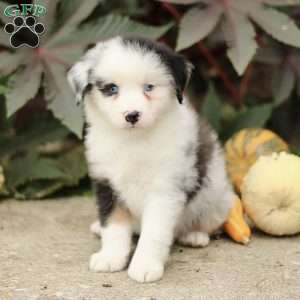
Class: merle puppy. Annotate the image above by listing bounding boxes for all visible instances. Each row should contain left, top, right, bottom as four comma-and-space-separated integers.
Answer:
68, 36, 234, 283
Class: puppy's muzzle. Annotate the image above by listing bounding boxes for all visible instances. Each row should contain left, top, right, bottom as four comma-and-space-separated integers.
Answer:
125, 111, 141, 125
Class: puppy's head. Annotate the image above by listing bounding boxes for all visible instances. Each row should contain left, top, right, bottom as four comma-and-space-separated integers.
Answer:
68, 36, 193, 129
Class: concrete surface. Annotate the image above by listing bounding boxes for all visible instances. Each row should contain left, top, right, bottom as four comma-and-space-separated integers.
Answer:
0, 198, 300, 300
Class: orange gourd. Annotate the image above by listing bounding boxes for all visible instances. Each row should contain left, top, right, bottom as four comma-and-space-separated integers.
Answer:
224, 196, 251, 244
225, 128, 288, 193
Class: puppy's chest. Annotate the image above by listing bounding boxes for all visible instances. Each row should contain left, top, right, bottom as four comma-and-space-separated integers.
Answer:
103, 150, 156, 190
86, 135, 179, 212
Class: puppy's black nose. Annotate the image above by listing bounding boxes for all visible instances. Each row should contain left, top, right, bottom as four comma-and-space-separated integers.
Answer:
125, 111, 140, 125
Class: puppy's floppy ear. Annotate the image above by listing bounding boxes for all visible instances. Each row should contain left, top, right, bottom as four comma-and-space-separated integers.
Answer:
170, 55, 194, 104
67, 60, 92, 105
67, 43, 103, 105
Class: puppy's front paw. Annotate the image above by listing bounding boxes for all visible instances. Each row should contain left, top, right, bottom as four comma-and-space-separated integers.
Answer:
128, 255, 164, 283
89, 251, 128, 273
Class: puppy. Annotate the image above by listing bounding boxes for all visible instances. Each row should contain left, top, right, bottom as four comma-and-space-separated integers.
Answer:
68, 36, 234, 283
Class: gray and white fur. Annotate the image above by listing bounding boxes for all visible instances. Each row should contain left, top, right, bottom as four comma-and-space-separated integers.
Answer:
68, 36, 234, 283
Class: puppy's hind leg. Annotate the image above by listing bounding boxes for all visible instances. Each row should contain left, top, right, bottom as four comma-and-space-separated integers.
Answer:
177, 231, 210, 248
90, 220, 102, 237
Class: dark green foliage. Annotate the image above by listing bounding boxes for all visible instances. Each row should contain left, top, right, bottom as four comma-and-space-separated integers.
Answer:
202, 84, 222, 132
0, 0, 299, 199
0, 112, 88, 199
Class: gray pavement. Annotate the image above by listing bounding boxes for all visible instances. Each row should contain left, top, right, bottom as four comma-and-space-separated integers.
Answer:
0, 198, 300, 300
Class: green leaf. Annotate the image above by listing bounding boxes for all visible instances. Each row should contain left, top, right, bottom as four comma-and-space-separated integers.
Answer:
227, 104, 273, 135
5, 152, 66, 189
0, 51, 27, 75
54, 146, 88, 186
250, 7, 300, 48
36, 0, 60, 39
0, 83, 7, 95
47, 46, 84, 66
157, 0, 205, 4
110, 19, 173, 40
5, 63, 43, 117
176, 4, 222, 51
5, 146, 87, 199
47, 0, 102, 45
0, 114, 69, 158
221, 103, 237, 123
272, 66, 296, 106
202, 84, 222, 131
232, 0, 262, 12
224, 10, 258, 75
263, 0, 300, 5
44, 62, 84, 138
49, 15, 173, 47
14, 180, 64, 199
290, 146, 300, 156
0, 30, 11, 48
59, 0, 101, 25
0, 0, 10, 24
297, 79, 300, 98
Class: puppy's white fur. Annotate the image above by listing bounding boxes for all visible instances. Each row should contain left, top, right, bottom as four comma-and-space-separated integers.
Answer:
68, 37, 234, 283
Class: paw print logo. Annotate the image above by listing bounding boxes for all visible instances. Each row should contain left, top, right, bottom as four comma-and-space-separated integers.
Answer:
4, 16, 45, 48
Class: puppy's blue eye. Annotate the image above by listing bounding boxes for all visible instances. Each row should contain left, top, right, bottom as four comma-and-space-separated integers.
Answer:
100, 83, 119, 96
109, 84, 119, 94
144, 84, 154, 92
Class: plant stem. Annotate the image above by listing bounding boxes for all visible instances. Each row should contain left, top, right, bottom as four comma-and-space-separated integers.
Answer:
161, 2, 242, 107
239, 63, 253, 99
